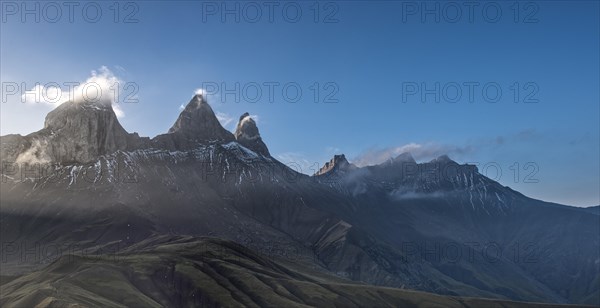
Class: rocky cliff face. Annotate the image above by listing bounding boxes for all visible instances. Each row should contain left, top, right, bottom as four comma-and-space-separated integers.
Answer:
1, 91, 598, 306
168, 94, 234, 142
152, 94, 235, 151
314, 154, 355, 176
0, 94, 246, 163
1, 100, 143, 164
234, 113, 270, 156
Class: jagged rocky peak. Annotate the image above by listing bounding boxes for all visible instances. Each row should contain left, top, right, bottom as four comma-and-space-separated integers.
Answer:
44, 97, 115, 130
315, 154, 356, 176
8, 99, 140, 164
167, 94, 234, 142
152, 94, 235, 150
234, 112, 270, 156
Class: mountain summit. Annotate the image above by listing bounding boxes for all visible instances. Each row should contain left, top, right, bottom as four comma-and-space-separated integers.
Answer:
1, 94, 241, 163
2, 99, 142, 164
150, 94, 235, 150
167, 94, 234, 142
314, 154, 355, 176
234, 112, 270, 156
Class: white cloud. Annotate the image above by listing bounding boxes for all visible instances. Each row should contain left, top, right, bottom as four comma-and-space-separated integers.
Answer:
70, 66, 121, 107
20, 66, 127, 118
352, 142, 473, 167
113, 103, 125, 118
351, 131, 542, 167
194, 88, 206, 96
15, 139, 50, 165
193, 87, 221, 105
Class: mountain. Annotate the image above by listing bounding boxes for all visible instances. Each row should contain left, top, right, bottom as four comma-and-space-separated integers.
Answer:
234, 113, 270, 156
580, 205, 600, 215
1, 94, 598, 307
314, 154, 356, 176
315, 153, 600, 305
0, 236, 586, 308
153, 94, 234, 150
1, 98, 145, 164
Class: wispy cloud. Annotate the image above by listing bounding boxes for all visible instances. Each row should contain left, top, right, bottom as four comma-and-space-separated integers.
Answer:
389, 189, 446, 200
351, 130, 541, 167
20, 66, 127, 118
352, 142, 473, 167
193, 87, 221, 104
491, 128, 540, 146
194, 88, 206, 96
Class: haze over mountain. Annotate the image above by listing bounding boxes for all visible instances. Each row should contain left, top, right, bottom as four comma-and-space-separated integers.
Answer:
1, 94, 598, 307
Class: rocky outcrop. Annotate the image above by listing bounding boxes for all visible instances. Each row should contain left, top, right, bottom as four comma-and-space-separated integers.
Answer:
315, 154, 355, 176
0, 94, 239, 164
234, 112, 269, 156
152, 94, 234, 150
168, 94, 233, 141
0, 134, 30, 163
1, 100, 143, 164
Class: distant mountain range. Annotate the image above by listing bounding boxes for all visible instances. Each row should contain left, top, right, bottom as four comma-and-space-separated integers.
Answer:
1, 95, 598, 307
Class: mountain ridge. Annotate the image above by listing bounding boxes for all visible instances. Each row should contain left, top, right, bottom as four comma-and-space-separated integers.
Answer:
1, 93, 598, 306
0, 94, 270, 164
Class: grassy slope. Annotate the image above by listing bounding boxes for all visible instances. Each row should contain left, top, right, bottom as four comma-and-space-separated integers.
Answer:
0, 236, 592, 308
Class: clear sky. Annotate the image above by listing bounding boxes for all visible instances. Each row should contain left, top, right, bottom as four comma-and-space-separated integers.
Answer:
1, 1, 598, 206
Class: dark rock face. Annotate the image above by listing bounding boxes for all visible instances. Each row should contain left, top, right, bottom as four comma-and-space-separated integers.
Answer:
42, 100, 133, 163
0, 94, 238, 163
1, 91, 599, 307
168, 94, 234, 142
152, 95, 235, 151
0, 100, 141, 164
314, 154, 356, 176
234, 112, 269, 156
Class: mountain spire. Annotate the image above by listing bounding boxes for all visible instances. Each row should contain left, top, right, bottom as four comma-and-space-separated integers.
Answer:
152, 94, 235, 150
234, 112, 270, 156
168, 94, 233, 140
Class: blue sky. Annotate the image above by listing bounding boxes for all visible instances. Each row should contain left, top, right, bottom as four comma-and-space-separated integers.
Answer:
1, 1, 598, 206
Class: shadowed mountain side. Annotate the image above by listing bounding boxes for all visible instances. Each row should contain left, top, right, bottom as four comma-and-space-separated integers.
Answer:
314, 154, 600, 305
1, 94, 598, 306
579, 205, 600, 215
234, 112, 270, 156
0, 236, 590, 308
